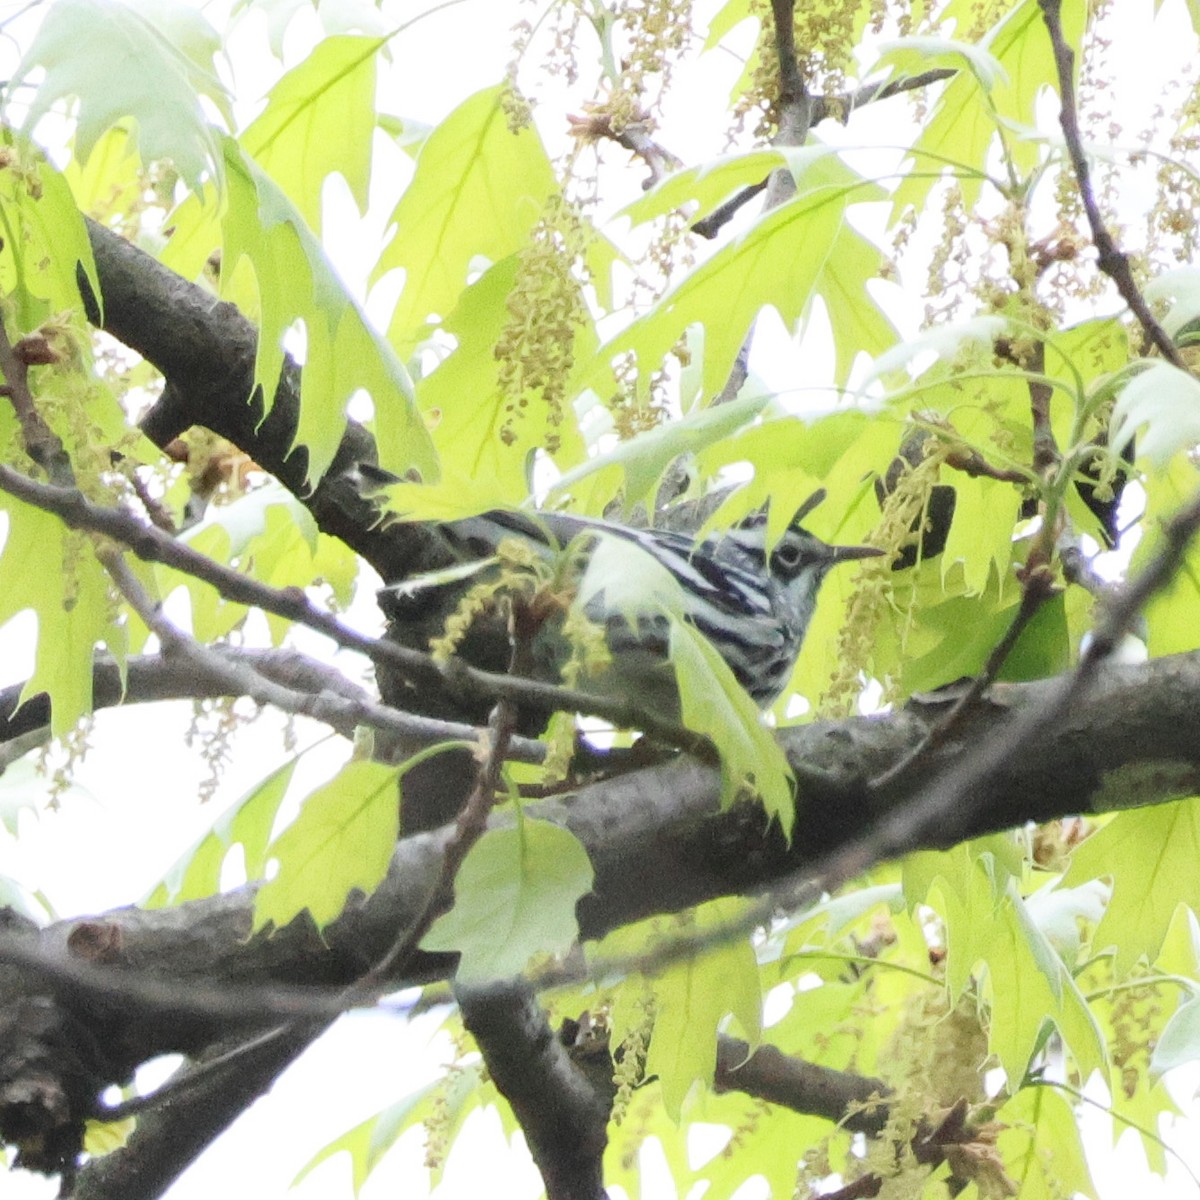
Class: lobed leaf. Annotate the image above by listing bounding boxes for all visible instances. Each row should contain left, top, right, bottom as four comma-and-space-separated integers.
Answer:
421, 818, 594, 984
254, 757, 402, 931
221, 139, 436, 485
241, 35, 383, 233
376, 85, 559, 354
12, 0, 229, 191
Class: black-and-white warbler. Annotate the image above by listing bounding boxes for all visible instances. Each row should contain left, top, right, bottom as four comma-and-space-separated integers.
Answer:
377, 490, 882, 714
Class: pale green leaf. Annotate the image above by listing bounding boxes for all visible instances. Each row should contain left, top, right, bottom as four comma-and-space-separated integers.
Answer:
221, 139, 435, 485
377, 85, 559, 353
547, 389, 774, 516
294, 1062, 486, 1195
378, 114, 435, 157
12, 0, 229, 191
1135, 456, 1200, 656
294, 1080, 435, 1194
814, 219, 898, 385
862, 315, 1011, 391
644, 902, 761, 1119
997, 1086, 1098, 1200
673, 624, 795, 834
150, 487, 352, 644
598, 154, 872, 401
0, 497, 112, 735
891, 0, 1087, 216
83, 1115, 134, 1156
936, 863, 1104, 1079
242, 35, 383, 232
871, 35, 1008, 93
1063, 798, 1200, 974
1150, 993, 1200, 1077
14, 152, 101, 318
146, 757, 299, 908
254, 758, 402, 931
619, 146, 803, 228
702, 0, 755, 49
1111, 361, 1200, 466
1144, 266, 1200, 337
422, 819, 594, 984
0, 757, 57, 837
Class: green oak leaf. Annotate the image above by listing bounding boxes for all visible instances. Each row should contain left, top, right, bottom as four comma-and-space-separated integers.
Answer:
12, 0, 230, 191
644, 901, 762, 1119
221, 139, 436, 485
891, 0, 1087, 217
254, 758, 403, 931
1064, 798, 1200, 974
376, 84, 559, 354
147, 757, 299, 907
422, 819, 594, 984
0, 495, 112, 735
242, 35, 384, 233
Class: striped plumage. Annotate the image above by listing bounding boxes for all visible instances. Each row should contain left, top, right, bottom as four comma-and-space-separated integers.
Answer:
379, 492, 882, 713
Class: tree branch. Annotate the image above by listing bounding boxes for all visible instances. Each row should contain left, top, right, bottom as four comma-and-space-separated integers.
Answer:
0, 649, 545, 768
1038, 0, 1185, 365
460, 984, 610, 1200
0, 464, 713, 761
3, 648, 1200, 1133
715, 1036, 889, 1135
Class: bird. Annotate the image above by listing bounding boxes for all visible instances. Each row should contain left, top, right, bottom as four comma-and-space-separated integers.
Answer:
375, 489, 883, 717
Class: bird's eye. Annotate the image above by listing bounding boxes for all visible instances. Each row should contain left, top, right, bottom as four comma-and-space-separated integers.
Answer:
772, 540, 803, 571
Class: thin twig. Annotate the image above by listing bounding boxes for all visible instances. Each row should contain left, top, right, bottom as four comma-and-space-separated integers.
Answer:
125, 467, 178, 533
867, 569, 1056, 792
0, 648, 546, 764
93, 546, 547, 763
360, 599, 535, 986
1039, 0, 1185, 366
0, 464, 716, 761
819, 66, 958, 120
691, 180, 769, 239
942, 444, 1031, 485
695, 68, 957, 239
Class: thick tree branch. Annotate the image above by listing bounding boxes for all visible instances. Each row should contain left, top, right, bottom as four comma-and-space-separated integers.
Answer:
715, 1036, 889, 1135
460, 985, 610, 1200
73, 1022, 325, 1200
79, 221, 422, 579
4, 646, 1200, 1191
3, 649, 1199, 1117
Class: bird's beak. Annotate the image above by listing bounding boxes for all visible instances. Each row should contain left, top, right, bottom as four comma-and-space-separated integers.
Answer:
829, 543, 886, 564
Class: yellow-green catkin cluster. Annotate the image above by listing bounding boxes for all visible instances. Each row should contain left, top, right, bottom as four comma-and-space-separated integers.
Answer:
822, 440, 951, 715
1106, 978, 1164, 1103
608, 351, 674, 440
186, 696, 253, 804
610, 993, 655, 1125
39, 715, 94, 807
427, 538, 546, 663
733, 0, 870, 138
606, 0, 694, 129
849, 989, 995, 1200
494, 196, 588, 455
1149, 69, 1200, 267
